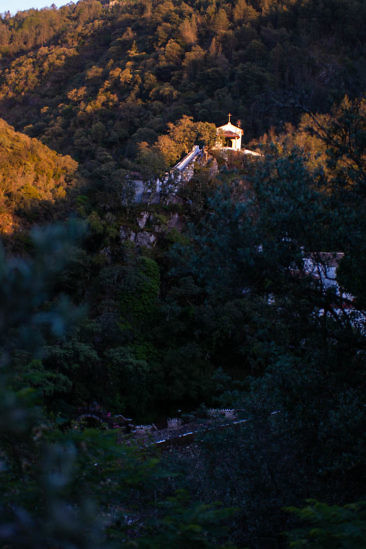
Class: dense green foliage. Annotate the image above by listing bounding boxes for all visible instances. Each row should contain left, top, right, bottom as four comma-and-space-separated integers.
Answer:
286, 500, 366, 548
0, 1, 365, 547
0, 223, 236, 548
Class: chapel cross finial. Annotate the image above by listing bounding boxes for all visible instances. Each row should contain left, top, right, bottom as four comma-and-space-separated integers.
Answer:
228, 112, 231, 123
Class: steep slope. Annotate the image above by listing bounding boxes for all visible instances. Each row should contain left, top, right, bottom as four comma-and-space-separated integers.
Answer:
0, 118, 78, 234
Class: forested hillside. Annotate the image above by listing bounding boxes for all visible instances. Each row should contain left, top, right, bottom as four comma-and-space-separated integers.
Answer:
0, 117, 78, 235
1, 0, 366, 179
0, 1, 365, 548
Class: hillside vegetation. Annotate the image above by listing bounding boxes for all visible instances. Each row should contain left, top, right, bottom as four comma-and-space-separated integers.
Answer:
1, 0, 366, 180
0, 117, 78, 234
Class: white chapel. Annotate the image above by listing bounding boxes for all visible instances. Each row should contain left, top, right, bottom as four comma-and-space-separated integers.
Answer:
216, 114, 243, 151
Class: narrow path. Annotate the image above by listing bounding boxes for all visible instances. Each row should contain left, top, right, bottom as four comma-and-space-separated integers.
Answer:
134, 411, 281, 451
173, 145, 202, 173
